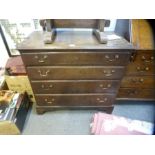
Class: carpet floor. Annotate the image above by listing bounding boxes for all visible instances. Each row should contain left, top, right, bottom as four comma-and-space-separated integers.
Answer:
22, 101, 155, 135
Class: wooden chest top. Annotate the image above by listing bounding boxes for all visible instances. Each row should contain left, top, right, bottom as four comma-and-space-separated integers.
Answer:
17, 31, 133, 51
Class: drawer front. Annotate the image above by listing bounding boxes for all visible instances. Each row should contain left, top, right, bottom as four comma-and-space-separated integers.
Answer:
125, 62, 155, 75
21, 52, 130, 66
35, 94, 115, 106
117, 88, 155, 100
27, 66, 125, 80
134, 51, 155, 64
120, 76, 155, 88
31, 80, 120, 94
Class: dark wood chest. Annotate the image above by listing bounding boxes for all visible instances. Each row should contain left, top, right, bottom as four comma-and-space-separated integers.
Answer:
18, 30, 133, 114
117, 19, 155, 101
118, 50, 155, 100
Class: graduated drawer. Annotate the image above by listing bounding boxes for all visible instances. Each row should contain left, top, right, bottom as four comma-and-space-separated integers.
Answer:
21, 52, 130, 66
120, 76, 155, 89
31, 80, 120, 94
133, 51, 155, 64
35, 94, 115, 106
27, 66, 125, 80
117, 88, 155, 100
125, 62, 155, 75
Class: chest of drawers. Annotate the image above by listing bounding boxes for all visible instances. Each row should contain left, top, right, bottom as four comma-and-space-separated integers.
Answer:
18, 31, 132, 114
117, 19, 155, 101
118, 50, 155, 100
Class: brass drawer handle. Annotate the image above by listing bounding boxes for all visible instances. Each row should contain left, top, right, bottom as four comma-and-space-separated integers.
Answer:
41, 84, 53, 90
96, 97, 108, 103
45, 98, 55, 104
115, 54, 119, 59
38, 60, 45, 63
38, 70, 50, 77
136, 66, 149, 72
34, 55, 48, 63
103, 70, 115, 73
103, 70, 115, 77
105, 74, 112, 77
99, 84, 111, 89
105, 54, 119, 62
141, 56, 154, 63
131, 78, 144, 83
127, 90, 138, 95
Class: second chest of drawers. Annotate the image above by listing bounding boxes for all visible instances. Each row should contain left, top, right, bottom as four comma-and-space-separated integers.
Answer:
118, 50, 155, 100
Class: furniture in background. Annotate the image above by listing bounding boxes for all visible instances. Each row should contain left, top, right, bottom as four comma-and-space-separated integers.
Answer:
17, 19, 133, 114
39, 19, 110, 44
117, 19, 155, 100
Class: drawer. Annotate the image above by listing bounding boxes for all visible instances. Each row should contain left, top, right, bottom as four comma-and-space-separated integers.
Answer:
35, 94, 115, 106
120, 76, 155, 89
117, 88, 155, 100
31, 80, 120, 94
125, 62, 155, 75
21, 52, 130, 66
133, 51, 155, 64
27, 66, 125, 80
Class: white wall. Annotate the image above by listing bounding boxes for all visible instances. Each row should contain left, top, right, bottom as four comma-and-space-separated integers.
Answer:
0, 33, 9, 67
105, 19, 117, 31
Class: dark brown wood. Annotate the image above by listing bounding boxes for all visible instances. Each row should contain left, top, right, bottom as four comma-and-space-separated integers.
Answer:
17, 31, 133, 50
119, 50, 155, 100
27, 66, 125, 80
125, 51, 155, 76
39, 19, 111, 44
120, 76, 155, 88
93, 19, 108, 44
130, 51, 155, 63
125, 62, 155, 75
53, 19, 99, 28
117, 20, 155, 101
42, 19, 56, 44
36, 106, 114, 114
17, 23, 132, 114
31, 80, 120, 94
35, 94, 115, 106
41, 19, 110, 29
117, 88, 155, 100
21, 52, 130, 66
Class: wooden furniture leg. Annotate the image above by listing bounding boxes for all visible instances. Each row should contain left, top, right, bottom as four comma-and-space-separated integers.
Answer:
93, 19, 108, 44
